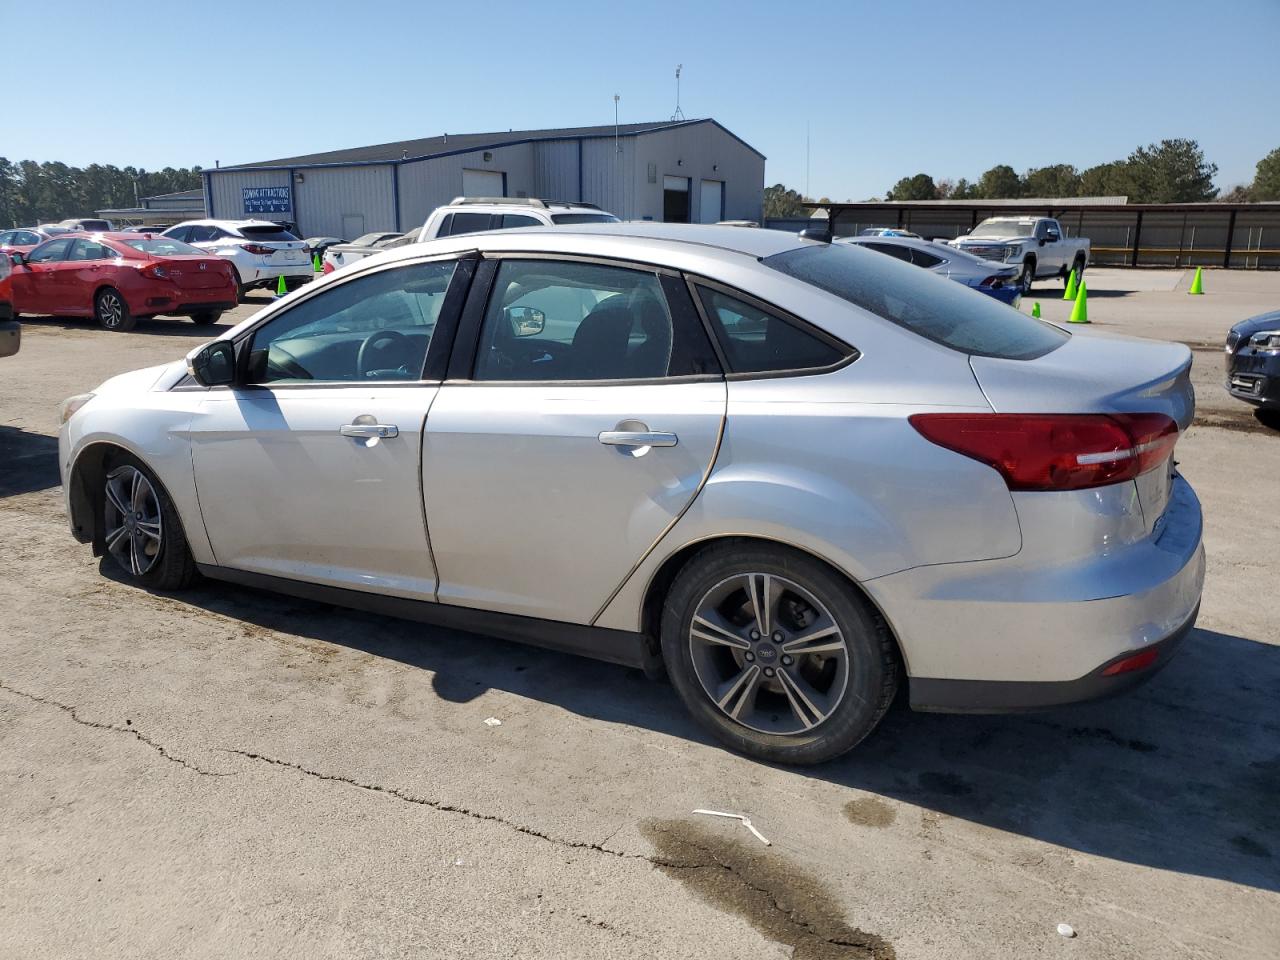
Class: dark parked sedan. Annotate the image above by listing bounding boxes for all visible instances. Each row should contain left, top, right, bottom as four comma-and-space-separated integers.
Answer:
1225, 310, 1280, 418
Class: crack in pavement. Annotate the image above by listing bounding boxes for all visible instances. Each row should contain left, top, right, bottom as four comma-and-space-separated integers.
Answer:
224, 749, 889, 957
0, 681, 233, 777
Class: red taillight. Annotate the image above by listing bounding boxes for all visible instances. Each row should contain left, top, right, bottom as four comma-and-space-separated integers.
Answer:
322, 260, 335, 274
979, 275, 1000, 287
1101, 647, 1160, 676
142, 263, 170, 280
909, 412, 1179, 491
242, 243, 274, 256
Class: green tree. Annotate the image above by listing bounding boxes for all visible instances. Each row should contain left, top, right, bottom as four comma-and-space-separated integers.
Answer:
763, 182, 807, 218
1078, 161, 1131, 197
1124, 139, 1218, 203
974, 164, 1022, 198
1022, 164, 1081, 198
887, 172, 937, 201
949, 178, 975, 200
1252, 147, 1280, 201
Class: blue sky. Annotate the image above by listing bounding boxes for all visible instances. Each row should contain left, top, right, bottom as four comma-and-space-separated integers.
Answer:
3, 0, 1277, 197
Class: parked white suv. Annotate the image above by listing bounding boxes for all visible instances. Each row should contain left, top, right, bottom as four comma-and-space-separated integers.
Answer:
163, 220, 312, 299
417, 197, 618, 242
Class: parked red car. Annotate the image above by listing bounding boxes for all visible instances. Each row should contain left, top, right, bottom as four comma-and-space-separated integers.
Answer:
2, 233, 237, 331
0, 226, 70, 255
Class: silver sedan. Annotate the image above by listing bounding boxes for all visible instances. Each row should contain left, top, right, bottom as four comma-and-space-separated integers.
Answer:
57, 224, 1204, 764
838, 233, 1023, 304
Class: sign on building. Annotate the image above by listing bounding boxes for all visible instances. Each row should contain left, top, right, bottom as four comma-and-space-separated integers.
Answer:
243, 186, 292, 215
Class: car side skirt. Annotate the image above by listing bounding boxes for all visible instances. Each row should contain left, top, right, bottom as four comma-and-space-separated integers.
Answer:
196, 564, 656, 671
908, 605, 1198, 714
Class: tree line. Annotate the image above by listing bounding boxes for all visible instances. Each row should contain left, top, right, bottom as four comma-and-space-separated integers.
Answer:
764, 140, 1280, 217
0, 158, 204, 228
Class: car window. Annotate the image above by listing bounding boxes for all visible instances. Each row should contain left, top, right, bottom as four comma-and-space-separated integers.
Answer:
164, 226, 191, 242
764, 243, 1068, 361
500, 214, 541, 229
865, 242, 913, 262
549, 213, 621, 225
910, 248, 944, 268
697, 287, 849, 375
246, 260, 456, 384
187, 225, 217, 243
239, 225, 299, 242
125, 238, 206, 256
445, 212, 493, 237
0, 232, 12, 245
21, 231, 43, 245
68, 239, 118, 261
474, 259, 679, 382
26, 238, 73, 263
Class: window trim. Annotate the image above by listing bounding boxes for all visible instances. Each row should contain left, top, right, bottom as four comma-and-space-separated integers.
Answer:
178, 251, 478, 392
444, 252, 724, 388
685, 275, 859, 381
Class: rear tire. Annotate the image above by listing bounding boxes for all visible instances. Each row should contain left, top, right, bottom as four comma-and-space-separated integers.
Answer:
1070, 255, 1086, 284
100, 452, 196, 591
231, 267, 247, 303
190, 311, 222, 326
660, 542, 898, 765
94, 287, 135, 332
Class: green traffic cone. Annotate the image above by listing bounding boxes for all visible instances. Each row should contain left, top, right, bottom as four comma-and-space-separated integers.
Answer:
1068, 281, 1089, 323
1063, 268, 1078, 300
1188, 266, 1204, 295
1031, 301, 1041, 318
276, 275, 288, 297
312, 253, 322, 273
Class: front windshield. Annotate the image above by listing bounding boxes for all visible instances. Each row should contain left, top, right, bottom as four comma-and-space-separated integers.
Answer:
124, 238, 206, 256
968, 219, 1036, 238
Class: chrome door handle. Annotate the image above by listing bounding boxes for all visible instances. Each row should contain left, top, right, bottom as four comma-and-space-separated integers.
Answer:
598, 430, 677, 448
340, 423, 399, 439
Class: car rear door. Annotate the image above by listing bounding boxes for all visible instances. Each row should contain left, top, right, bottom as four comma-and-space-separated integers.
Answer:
422, 255, 726, 624
188, 254, 473, 598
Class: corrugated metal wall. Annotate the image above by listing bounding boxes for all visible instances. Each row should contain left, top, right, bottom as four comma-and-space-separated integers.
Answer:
207, 169, 292, 223
294, 165, 396, 239
533, 140, 581, 202
397, 144, 536, 230
580, 137, 636, 220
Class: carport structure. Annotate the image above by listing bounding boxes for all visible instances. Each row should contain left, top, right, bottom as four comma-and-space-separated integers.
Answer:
805, 200, 1280, 269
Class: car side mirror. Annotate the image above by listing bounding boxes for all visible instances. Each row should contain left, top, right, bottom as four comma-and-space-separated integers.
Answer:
10, 252, 26, 266
507, 306, 546, 337
1042, 233, 1058, 245
186, 339, 236, 387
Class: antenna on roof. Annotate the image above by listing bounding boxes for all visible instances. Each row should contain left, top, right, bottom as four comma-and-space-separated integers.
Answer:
671, 64, 686, 122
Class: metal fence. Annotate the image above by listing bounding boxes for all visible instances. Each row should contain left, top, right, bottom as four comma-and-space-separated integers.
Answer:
780, 202, 1280, 269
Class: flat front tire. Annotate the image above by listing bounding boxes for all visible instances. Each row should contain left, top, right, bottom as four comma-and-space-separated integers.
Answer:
661, 542, 898, 765
101, 453, 195, 590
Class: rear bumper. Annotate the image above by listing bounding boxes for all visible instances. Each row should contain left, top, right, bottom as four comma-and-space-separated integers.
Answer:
129, 288, 237, 316
247, 262, 313, 284
975, 285, 1022, 307
865, 473, 1205, 711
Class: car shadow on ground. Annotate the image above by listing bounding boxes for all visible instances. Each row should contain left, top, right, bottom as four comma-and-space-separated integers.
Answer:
0, 426, 60, 497
165, 576, 1278, 894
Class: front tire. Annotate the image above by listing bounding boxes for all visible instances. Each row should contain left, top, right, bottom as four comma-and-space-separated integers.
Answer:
660, 542, 898, 765
1018, 260, 1035, 294
101, 453, 195, 590
95, 288, 135, 331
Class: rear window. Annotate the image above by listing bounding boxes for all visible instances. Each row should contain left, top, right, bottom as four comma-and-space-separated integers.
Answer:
125, 238, 206, 256
764, 243, 1068, 360
550, 213, 620, 225
238, 225, 299, 242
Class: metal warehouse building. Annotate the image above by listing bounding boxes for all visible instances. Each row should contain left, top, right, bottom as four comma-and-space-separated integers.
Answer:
202, 119, 765, 240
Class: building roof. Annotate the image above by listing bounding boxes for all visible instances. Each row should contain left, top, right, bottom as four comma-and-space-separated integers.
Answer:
144, 188, 204, 201
216, 118, 764, 171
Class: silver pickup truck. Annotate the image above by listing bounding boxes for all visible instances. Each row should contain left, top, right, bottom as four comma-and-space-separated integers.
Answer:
948, 216, 1090, 293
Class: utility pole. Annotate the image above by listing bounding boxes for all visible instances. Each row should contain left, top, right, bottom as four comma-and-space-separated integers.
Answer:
671, 65, 686, 122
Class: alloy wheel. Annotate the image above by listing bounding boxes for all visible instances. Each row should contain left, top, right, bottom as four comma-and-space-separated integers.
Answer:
103, 465, 163, 577
688, 572, 850, 735
99, 292, 124, 328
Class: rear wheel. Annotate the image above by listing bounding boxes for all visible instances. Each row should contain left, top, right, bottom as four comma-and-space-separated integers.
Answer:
1070, 255, 1086, 284
94, 287, 135, 332
231, 267, 247, 303
190, 311, 222, 326
101, 453, 195, 590
661, 543, 898, 765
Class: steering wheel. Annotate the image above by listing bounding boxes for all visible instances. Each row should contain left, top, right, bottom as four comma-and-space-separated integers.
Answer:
357, 329, 411, 378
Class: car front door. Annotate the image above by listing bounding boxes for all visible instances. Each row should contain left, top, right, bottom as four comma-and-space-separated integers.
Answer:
423, 256, 726, 624
188, 254, 472, 598
12, 238, 73, 314
65, 238, 120, 314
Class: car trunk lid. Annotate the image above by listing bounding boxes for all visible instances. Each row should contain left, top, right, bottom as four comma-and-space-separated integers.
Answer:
154, 255, 235, 290
968, 330, 1193, 531
238, 226, 309, 265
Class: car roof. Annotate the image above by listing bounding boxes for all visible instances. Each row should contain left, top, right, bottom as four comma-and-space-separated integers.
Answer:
171, 219, 283, 229
840, 235, 944, 253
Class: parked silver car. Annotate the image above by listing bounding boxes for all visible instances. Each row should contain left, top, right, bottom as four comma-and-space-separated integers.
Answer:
57, 224, 1204, 764
838, 234, 1023, 305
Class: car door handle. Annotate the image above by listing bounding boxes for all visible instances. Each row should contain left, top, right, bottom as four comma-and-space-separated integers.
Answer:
598, 430, 678, 448
340, 423, 399, 439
